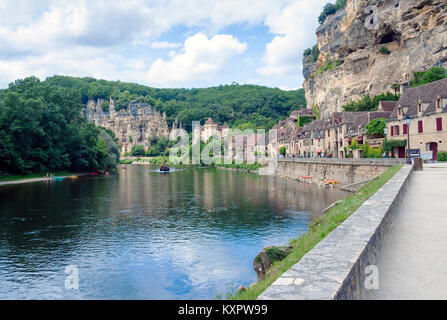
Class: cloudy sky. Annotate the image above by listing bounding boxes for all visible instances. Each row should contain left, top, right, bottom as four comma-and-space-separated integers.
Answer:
0, 0, 328, 90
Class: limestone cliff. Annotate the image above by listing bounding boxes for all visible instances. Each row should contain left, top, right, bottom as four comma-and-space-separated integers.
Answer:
84, 98, 170, 153
303, 0, 447, 119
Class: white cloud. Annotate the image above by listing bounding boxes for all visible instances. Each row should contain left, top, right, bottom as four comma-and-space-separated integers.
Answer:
146, 34, 247, 86
258, 0, 327, 80
0, 0, 327, 88
149, 41, 182, 49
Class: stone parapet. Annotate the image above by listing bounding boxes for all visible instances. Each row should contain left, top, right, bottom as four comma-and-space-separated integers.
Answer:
258, 165, 413, 300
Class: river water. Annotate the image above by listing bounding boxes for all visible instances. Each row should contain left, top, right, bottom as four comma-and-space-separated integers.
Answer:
0, 166, 348, 299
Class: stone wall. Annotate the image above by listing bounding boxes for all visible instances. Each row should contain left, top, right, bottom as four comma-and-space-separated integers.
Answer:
275, 158, 405, 186
258, 165, 413, 300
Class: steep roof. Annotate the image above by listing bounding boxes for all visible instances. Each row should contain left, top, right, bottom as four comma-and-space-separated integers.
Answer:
204, 118, 216, 126
378, 101, 398, 113
390, 78, 447, 120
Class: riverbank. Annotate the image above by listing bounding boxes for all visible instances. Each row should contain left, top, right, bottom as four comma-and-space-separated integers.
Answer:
231, 165, 402, 300
0, 172, 88, 186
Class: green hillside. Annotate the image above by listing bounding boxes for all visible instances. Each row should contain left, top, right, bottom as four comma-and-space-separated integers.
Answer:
44, 76, 306, 131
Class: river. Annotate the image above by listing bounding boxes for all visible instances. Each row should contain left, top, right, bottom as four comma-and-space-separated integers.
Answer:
0, 165, 348, 299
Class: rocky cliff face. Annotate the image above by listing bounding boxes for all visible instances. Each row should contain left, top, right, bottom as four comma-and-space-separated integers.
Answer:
303, 0, 447, 119
84, 99, 170, 153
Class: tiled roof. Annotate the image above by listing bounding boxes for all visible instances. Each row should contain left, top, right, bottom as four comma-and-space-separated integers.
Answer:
378, 101, 398, 112
390, 78, 447, 120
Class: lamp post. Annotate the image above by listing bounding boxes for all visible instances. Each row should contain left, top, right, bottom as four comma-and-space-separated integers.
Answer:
402, 106, 411, 164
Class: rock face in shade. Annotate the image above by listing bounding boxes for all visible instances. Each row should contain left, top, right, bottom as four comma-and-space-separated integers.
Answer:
84, 98, 170, 153
303, 0, 447, 119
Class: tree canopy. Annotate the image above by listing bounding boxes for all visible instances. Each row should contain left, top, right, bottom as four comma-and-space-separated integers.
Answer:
0, 77, 119, 174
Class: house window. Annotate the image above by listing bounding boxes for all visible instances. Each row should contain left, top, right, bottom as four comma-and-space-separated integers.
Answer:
403, 124, 408, 135
436, 118, 443, 131
327, 130, 330, 137
437, 98, 441, 109
418, 103, 422, 113
399, 107, 402, 116
418, 120, 423, 133
395, 125, 400, 136
391, 126, 394, 136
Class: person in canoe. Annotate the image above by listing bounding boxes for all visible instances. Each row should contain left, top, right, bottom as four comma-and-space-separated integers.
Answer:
160, 163, 170, 172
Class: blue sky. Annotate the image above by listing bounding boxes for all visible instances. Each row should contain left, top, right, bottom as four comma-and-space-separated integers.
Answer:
0, 0, 329, 90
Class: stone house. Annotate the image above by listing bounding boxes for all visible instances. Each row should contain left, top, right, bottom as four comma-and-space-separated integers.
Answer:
201, 118, 229, 143
386, 78, 447, 160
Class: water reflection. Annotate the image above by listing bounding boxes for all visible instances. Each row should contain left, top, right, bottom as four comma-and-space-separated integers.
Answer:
0, 166, 348, 299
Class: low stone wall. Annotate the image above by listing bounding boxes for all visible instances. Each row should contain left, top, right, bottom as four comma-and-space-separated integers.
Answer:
258, 165, 413, 300
275, 158, 405, 186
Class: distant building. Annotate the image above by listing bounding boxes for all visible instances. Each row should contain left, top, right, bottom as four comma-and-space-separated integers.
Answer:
200, 118, 229, 142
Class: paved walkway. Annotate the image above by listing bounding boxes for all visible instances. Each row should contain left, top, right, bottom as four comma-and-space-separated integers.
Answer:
365, 163, 447, 299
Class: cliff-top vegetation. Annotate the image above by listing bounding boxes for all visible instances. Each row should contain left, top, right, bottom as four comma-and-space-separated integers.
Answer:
45, 76, 307, 132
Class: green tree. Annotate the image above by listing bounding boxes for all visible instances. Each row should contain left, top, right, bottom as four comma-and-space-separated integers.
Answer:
365, 118, 387, 138
279, 146, 287, 156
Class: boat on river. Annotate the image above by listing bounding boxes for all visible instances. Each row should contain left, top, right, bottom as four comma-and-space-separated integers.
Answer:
159, 164, 170, 172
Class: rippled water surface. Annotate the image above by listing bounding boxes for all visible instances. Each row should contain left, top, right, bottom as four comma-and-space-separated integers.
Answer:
0, 166, 348, 299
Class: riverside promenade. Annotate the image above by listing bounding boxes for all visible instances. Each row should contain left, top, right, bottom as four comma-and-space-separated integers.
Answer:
365, 163, 447, 299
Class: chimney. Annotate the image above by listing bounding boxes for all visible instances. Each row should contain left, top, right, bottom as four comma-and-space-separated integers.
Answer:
400, 82, 409, 95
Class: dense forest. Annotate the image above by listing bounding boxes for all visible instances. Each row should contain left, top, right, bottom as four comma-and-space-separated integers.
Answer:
0, 77, 120, 175
44, 76, 306, 131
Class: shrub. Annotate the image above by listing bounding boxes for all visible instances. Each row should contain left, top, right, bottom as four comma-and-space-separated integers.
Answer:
265, 247, 288, 264
304, 44, 320, 63
438, 152, 447, 162
411, 67, 447, 87
380, 47, 391, 55
119, 159, 133, 165
130, 145, 146, 156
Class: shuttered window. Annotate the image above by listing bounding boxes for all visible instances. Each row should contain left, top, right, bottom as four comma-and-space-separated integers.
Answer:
403, 124, 408, 135
418, 120, 423, 133
436, 118, 443, 131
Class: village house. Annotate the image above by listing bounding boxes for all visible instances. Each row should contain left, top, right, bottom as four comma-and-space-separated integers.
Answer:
386, 78, 447, 160
201, 118, 229, 143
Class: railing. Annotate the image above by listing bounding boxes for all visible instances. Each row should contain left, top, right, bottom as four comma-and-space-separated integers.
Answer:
276, 158, 406, 166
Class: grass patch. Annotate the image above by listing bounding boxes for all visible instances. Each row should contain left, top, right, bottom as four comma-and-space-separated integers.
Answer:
230, 165, 403, 300
0, 171, 78, 182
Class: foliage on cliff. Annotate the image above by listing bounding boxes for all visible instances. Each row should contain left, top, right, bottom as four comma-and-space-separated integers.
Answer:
0, 77, 119, 174
44, 76, 307, 131
411, 67, 447, 87
303, 44, 320, 63
343, 92, 399, 112
318, 0, 346, 24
